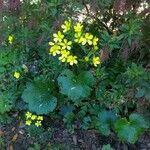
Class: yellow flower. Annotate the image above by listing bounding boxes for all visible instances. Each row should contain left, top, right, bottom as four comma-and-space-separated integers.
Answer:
74, 32, 82, 43
25, 112, 32, 119
26, 120, 32, 126
81, 33, 93, 45
74, 23, 83, 33
14, 71, 21, 79
31, 115, 37, 120
8, 35, 14, 44
35, 121, 42, 127
60, 39, 72, 50
93, 37, 99, 46
49, 41, 55, 46
93, 56, 101, 67
37, 116, 43, 121
53, 31, 64, 43
61, 20, 71, 33
59, 50, 70, 62
49, 45, 61, 56
67, 55, 78, 65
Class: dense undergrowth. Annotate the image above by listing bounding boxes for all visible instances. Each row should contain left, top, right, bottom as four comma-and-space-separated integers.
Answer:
0, 0, 150, 148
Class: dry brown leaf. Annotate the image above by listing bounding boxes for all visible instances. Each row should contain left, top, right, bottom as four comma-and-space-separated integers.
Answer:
0, 130, 4, 136
11, 127, 15, 132
12, 134, 18, 142
100, 49, 109, 62
9, 145, 14, 150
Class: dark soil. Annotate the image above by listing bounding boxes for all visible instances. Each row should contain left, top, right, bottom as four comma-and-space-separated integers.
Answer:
0, 115, 150, 150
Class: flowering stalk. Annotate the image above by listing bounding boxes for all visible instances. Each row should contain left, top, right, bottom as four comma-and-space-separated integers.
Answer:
49, 20, 101, 67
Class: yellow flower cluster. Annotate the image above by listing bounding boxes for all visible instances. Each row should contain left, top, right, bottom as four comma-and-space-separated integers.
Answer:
73, 23, 99, 50
49, 20, 101, 67
25, 112, 43, 127
49, 30, 78, 66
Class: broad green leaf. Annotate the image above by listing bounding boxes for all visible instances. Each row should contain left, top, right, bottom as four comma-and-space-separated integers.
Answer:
114, 113, 148, 144
115, 118, 139, 144
57, 69, 95, 102
135, 88, 145, 98
60, 105, 74, 116
129, 113, 148, 129
95, 110, 118, 136
22, 78, 57, 115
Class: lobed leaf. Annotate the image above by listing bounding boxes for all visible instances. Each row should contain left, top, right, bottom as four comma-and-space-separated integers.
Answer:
22, 78, 57, 115
57, 69, 95, 102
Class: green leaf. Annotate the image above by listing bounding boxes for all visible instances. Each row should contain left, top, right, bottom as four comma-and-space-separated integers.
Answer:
82, 116, 92, 129
95, 110, 118, 136
28, 143, 41, 150
114, 113, 148, 144
0, 67, 5, 73
22, 78, 57, 115
102, 144, 113, 150
129, 113, 148, 129
0, 49, 19, 66
135, 88, 145, 98
57, 69, 95, 102
0, 114, 12, 125
0, 94, 12, 114
126, 63, 146, 80
60, 105, 74, 116
96, 82, 106, 100
145, 87, 150, 101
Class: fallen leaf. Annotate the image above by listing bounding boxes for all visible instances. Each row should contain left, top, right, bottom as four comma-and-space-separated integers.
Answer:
11, 127, 15, 132
0, 130, 4, 136
100, 49, 109, 62
9, 145, 14, 150
73, 135, 77, 145
19, 130, 25, 135
12, 134, 18, 142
